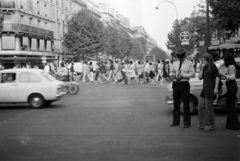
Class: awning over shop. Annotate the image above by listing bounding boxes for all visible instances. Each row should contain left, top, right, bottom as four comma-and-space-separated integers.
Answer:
208, 44, 240, 50
62, 55, 74, 59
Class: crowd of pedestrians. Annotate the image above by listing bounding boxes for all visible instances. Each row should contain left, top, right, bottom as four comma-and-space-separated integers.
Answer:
69, 59, 174, 85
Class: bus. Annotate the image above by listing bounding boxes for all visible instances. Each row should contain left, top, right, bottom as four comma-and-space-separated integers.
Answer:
144, 55, 155, 62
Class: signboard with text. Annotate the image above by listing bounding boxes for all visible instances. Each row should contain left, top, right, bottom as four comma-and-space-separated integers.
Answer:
179, 31, 191, 42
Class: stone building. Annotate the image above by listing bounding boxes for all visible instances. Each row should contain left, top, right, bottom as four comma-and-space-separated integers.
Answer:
0, 0, 100, 69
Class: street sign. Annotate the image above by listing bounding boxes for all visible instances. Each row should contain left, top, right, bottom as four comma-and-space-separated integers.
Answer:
181, 41, 189, 45
169, 44, 176, 48
42, 56, 46, 63
199, 41, 205, 46
179, 31, 191, 42
211, 40, 220, 46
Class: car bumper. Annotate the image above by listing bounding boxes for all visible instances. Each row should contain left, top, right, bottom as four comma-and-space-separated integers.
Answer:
56, 92, 67, 100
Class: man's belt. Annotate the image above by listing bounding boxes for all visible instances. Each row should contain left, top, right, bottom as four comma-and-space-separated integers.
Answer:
173, 78, 189, 82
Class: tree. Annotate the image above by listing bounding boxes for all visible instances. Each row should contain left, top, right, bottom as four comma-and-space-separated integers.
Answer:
64, 9, 105, 58
129, 38, 146, 60
117, 28, 132, 59
210, 0, 240, 33
166, 5, 218, 58
149, 47, 167, 60
103, 25, 119, 59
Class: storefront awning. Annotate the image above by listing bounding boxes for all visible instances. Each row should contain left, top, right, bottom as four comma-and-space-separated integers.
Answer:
208, 44, 240, 50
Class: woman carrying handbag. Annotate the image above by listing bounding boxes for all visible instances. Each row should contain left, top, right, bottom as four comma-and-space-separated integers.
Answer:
219, 53, 240, 130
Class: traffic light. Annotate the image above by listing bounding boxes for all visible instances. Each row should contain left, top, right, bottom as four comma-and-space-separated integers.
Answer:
0, 12, 4, 32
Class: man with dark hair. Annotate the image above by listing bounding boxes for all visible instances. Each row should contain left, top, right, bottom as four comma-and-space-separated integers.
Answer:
170, 48, 195, 128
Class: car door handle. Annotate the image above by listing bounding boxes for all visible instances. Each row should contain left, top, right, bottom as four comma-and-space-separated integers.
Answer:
12, 84, 17, 86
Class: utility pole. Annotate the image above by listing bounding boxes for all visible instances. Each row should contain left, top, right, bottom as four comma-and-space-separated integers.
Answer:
206, 0, 210, 48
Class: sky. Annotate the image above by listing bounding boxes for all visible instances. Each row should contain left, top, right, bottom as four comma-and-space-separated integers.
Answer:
93, 0, 202, 52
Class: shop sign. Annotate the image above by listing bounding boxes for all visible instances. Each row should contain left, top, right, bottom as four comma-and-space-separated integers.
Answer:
199, 41, 205, 46
181, 41, 189, 45
42, 56, 46, 63
27, 52, 53, 56
179, 31, 191, 42
211, 40, 220, 46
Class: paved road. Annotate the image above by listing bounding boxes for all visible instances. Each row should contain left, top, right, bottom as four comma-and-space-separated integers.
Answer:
0, 83, 239, 161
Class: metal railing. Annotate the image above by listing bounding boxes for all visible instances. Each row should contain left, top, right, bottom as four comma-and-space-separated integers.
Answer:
2, 23, 54, 38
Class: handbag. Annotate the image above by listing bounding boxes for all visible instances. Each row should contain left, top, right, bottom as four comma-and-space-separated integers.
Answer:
217, 94, 227, 108
217, 93, 238, 108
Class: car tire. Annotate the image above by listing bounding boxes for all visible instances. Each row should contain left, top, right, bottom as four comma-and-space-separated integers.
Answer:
29, 94, 45, 109
180, 96, 198, 116
45, 101, 53, 106
68, 84, 79, 95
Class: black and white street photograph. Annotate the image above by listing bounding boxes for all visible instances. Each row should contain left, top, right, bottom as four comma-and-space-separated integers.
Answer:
0, 0, 240, 161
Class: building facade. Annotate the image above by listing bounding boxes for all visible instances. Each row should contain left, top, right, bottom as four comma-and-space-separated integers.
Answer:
0, 0, 100, 69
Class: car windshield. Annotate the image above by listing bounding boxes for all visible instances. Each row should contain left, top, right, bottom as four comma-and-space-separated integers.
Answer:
41, 71, 55, 81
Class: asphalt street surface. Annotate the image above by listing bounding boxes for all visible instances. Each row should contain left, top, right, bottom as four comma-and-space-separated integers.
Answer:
0, 82, 240, 161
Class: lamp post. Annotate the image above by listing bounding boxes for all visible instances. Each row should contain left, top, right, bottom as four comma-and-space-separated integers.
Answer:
206, 0, 210, 48
155, 0, 178, 20
61, 13, 75, 63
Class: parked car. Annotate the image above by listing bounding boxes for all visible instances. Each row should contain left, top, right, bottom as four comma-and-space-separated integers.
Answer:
165, 57, 240, 115
0, 68, 67, 108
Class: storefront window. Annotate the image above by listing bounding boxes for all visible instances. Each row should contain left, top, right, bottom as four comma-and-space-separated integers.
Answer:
39, 39, 45, 51
31, 38, 37, 51
2, 35, 15, 50
46, 40, 51, 52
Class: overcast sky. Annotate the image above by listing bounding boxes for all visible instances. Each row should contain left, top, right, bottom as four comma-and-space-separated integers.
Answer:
93, 0, 202, 52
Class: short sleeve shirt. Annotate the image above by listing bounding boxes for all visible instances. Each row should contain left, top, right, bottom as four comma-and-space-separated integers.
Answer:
225, 65, 236, 76
200, 64, 219, 98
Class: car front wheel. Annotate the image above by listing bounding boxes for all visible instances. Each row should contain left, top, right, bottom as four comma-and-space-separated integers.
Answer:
180, 96, 198, 115
29, 94, 45, 109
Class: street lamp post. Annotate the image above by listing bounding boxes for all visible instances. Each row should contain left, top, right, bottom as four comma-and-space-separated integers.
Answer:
61, 13, 75, 63
156, 0, 178, 57
155, 0, 178, 20
206, 0, 210, 48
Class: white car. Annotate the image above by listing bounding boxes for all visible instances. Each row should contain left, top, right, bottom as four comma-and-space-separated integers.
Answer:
0, 68, 67, 108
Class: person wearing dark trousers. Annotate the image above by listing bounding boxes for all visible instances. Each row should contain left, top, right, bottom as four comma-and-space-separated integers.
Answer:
219, 53, 240, 130
170, 48, 195, 128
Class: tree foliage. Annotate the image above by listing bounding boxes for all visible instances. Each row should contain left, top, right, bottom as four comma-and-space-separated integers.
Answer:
210, 0, 240, 32
129, 37, 147, 60
166, 6, 218, 58
64, 9, 152, 60
64, 9, 105, 57
149, 47, 167, 60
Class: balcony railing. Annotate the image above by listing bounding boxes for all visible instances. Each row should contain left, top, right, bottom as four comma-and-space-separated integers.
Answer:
72, 0, 87, 8
2, 23, 54, 39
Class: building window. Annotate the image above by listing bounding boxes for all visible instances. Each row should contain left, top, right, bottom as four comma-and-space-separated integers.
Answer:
56, 10, 59, 21
37, 1, 40, 15
45, 4, 47, 17
2, 35, 15, 50
29, 18, 32, 26
37, 20, 41, 28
